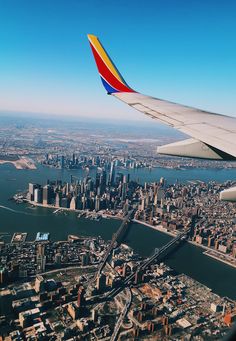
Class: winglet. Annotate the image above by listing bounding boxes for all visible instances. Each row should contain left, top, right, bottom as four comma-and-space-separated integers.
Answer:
87, 34, 135, 94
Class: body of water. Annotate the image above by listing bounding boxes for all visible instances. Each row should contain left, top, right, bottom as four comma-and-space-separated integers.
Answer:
0, 163, 236, 299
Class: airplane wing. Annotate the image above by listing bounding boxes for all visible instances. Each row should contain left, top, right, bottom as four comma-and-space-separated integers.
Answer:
87, 34, 236, 200
87, 34, 236, 161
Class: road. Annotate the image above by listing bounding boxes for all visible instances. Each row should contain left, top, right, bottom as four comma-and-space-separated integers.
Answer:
110, 288, 132, 341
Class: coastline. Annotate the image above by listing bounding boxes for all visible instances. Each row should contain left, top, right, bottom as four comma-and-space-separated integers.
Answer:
132, 219, 176, 237
133, 219, 236, 270
203, 250, 236, 269
0, 157, 36, 170
26, 200, 123, 220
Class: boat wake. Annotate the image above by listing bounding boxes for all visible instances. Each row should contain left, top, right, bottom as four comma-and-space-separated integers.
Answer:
0, 204, 36, 216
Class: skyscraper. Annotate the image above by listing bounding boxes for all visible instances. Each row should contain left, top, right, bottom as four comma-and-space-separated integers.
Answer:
42, 185, 52, 205
77, 286, 85, 307
82, 195, 87, 210
70, 197, 77, 210
28, 183, 37, 201
109, 161, 115, 186
61, 197, 70, 208
100, 170, 106, 194
95, 195, 100, 212
55, 192, 61, 207
160, 177, 166, 187
96, 273, 106, 292
35, 275, 45, 293
121, 182, 128, 201
34, 188, 43, 204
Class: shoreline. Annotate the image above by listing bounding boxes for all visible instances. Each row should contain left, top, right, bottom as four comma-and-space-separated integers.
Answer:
133, 219, 236, 270
203, 250, 236, 269
26, 200, 123, 220
132, 219, 176, 237
0, 157, 36, 170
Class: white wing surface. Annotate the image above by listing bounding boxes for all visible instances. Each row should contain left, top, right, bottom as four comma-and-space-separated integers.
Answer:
88, 34, 236, 160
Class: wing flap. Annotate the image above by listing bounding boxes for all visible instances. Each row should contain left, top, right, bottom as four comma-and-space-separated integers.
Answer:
158, 138, 223, 160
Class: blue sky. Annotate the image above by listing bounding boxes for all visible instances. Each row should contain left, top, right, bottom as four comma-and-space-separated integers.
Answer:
0, 0, 236, 121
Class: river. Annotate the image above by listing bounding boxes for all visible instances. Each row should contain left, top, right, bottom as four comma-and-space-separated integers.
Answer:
0, 163, 236, 299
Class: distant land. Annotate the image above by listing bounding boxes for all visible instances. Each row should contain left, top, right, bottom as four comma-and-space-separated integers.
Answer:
0, 110, 186, 139
0, 155, 36, 169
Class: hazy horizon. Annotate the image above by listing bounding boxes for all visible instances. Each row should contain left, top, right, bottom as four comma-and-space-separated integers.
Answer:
0, 109, 185, 139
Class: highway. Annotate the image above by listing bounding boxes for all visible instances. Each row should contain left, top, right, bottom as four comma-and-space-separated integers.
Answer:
110, 288, 132, 341
90, 228, 190, 340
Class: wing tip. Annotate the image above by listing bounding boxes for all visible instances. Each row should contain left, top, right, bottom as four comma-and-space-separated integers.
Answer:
87, 34, 97, 43
87, 33, 135, 94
